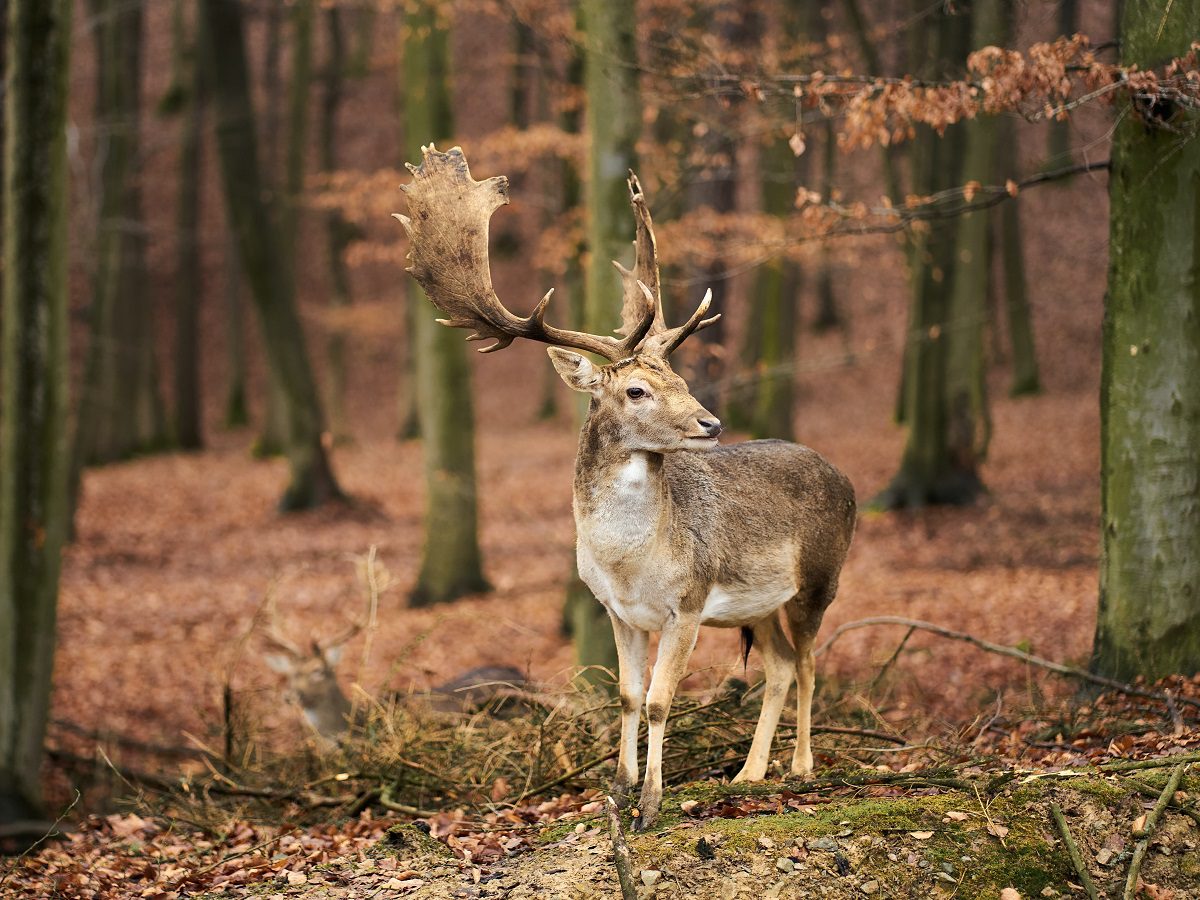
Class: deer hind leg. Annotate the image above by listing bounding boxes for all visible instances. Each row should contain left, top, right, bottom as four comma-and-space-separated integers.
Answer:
785, 581, 836, 777
608, 613, 648, 808
636, 612, 702, 831
732, 614, 796, 783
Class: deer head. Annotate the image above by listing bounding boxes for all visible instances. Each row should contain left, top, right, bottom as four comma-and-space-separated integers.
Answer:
259, 597, 361, 743
394, 145, 722, 444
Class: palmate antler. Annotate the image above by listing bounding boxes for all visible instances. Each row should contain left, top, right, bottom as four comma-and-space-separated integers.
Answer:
395, 145, 719, 361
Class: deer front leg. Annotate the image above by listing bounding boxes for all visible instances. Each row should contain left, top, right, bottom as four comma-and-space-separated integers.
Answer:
635, 612, 701, 831
608, 613, 648, 808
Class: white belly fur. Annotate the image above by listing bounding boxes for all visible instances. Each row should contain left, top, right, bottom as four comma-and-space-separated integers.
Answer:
701, 582, 796, 627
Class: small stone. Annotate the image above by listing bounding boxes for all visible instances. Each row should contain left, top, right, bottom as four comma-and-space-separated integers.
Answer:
776, 857, 794, 873
1096, 848, 1115, 867
805, 837, 839, 852
886, 853, 898, 863
917, 859, 930, 869
758, 835, 776, 850
936, 872, 956, 883
860, 881, 880, 895
1040, 887, 1059, 898
640, 870, 661, 888
940, 862, 955, 875
836, 829, 853, 838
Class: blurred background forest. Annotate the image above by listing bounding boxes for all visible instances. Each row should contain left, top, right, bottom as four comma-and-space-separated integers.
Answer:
2, 0, 1199, 881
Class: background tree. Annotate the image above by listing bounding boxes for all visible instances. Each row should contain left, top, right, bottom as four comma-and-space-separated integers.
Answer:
198, 0, 342, 510
0, 0, 71, 828
74, 0, 167, 473
168, 0, 205, 450
1091, 0, 1200, 681
874, 0, 982, 509
566, 0, 644, 684
403, 0, 488, 606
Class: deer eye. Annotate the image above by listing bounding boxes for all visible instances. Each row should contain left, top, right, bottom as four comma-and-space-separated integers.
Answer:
626, 387, 646, 400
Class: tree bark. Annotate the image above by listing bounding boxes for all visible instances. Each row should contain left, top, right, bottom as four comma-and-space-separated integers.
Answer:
74, 0, 167, 470
403, 0, 489, 606
1044, 0, 1078, 170
172, 0, 204, 450
321, 4, 355, 445
571, 0, 645, 684
875, 2, 979, 509
1091, 0, 1200, 681
223, 228, 250, 427
199, 0, 342, 510
0, 0, 71, 826
943, 0, 1005, 490
996, 116, 1040, 396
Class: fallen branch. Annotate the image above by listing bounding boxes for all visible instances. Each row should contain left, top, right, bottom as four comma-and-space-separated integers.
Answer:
1123, 763, 1186, 900
1050, 802, 1100, 900
815, 617, 1200, 711
379, 782, 438, 818
606, 797, 638, 900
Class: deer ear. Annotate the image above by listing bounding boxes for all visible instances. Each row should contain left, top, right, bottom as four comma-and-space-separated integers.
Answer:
264, 654, 295, 675
548, 347, 601, 393
322, 644, 345, 667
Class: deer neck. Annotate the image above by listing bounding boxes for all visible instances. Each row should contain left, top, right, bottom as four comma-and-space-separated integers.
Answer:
573, 409, 669, 540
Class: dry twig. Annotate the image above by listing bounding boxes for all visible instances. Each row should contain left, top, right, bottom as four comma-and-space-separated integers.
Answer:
606, 797, 638, 900
1050, 802, 1100, 900
816, 616, 1200, 711
1123, 763, 1186, 900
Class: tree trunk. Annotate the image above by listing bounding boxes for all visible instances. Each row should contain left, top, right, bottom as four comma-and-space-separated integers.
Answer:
943, 0, 1005, 491
321, 5, 355, 445
172, 0, 204, 450
0, 0, 71, 828
403, 0, 489, 606
1091, 0, 1200, 681
996, 116, 1040, 396
1044, 0, 1078, 170
199, 0, 342, 511
875, 3, 979, 509
75, 0, 167, 469
257, 0, 314, 458
571, 0, 644, 684
223, 228, 250, 427
811, 118, 839, 332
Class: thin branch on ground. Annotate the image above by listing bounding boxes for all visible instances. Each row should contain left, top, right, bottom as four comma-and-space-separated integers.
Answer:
1123, 763, 1186, 900
1050, 802, 1100, 900
815, 616, 1200, 711
606, 797, 638, 900
0, 791, 79, 888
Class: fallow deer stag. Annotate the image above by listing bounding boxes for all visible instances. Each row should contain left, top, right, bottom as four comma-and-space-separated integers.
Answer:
396, 146, 856, 829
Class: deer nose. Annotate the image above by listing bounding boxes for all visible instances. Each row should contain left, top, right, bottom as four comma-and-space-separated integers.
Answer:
697, 417, 722, 438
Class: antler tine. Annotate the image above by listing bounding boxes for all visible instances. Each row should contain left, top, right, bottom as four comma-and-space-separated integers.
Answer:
316, 618, 363, 654
613, 172, 666, 340
397, 144, 654, 362
261, 594, 306, 659
641, 288, 722, 358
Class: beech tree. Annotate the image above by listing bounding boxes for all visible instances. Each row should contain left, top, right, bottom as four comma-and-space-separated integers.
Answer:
403, 0, 488, 606
0, 0, 71, 828
1091, 0, 1200, 681
74, 0, 167, 470
198, 0, 342, 510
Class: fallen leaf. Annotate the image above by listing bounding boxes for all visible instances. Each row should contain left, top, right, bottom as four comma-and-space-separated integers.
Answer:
987, 823, 1010, 839
944, 811, 969, 822
1000, 889, 1022, 900
909, 831, 934, 840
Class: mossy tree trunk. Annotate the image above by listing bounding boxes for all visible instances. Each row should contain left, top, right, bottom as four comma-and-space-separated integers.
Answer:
996, 116, 1040, 397
0, 0, 71, 827
321, 4, 357, 445
199, 0, 342, 510
403, 0, 488, 606
875, 3, 978, 509
569, 0, 645, 685
1091, 0, 1200, 681
943, 0, 1005, 494
257, 0, 314, 458
171, 0, 204, 450
74, 0, 167, 471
